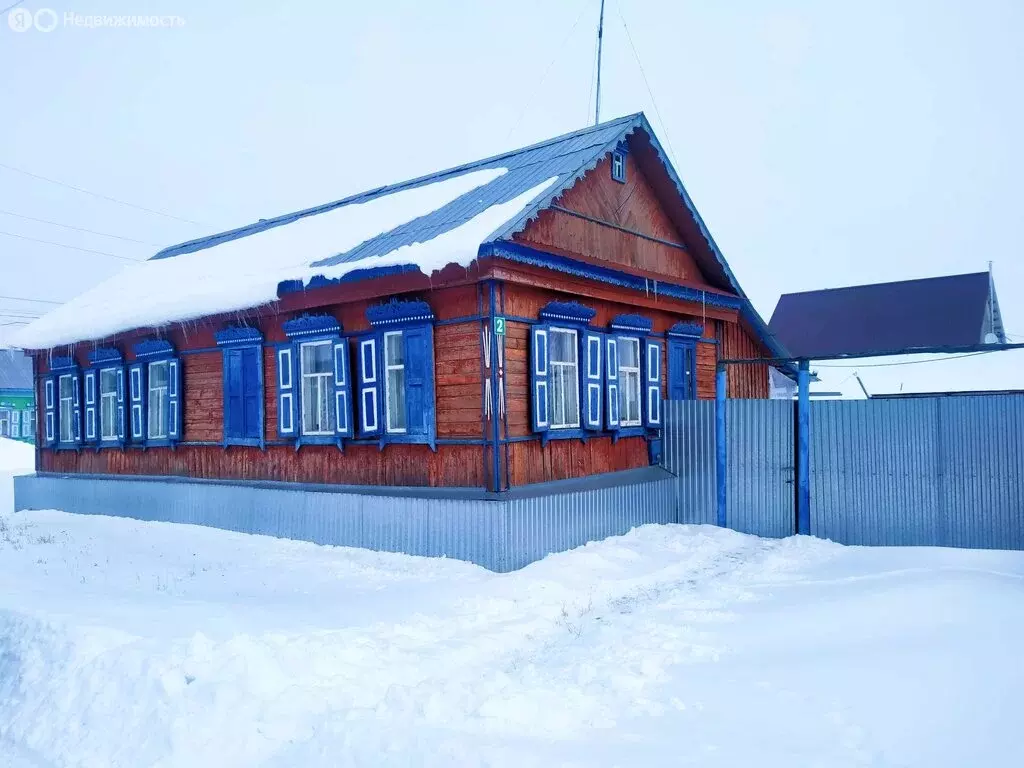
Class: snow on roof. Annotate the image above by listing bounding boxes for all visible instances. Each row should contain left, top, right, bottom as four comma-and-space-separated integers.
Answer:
14, 167, 541, 349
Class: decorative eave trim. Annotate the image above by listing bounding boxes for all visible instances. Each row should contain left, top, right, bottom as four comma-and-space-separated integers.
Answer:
215, 326, 264, 346
539, 301, 597, 325
613, 139, 630, 157
87, 347, 123, 365
50, 356, 78, 371
282, 314, 341, 338
133, 339, 175, 359
277, 264, 420, 297
366, 299, 435, 328
668, 322, 705, 338
610, 314, 653, 333
482, 241, 744, 311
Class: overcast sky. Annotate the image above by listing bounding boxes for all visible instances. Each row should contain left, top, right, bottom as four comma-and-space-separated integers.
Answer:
1, 0, 1022, 387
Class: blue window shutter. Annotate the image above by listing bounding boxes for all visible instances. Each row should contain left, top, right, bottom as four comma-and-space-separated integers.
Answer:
242, 347, 262, 441
605, 336, 620, 429
116, 368, 126, 443
43, 376, 56, 446
224, 348, 241, 440
128, 362, 146, 442
644, 339, 663, 428
581, 330, 603, 431
357, 335, 381, 437
167, 359, 181, 442
71, 374, 82, 445
530, 325, 549, 432
84, 369, 98, 443
333, 338, 354, 439
402, 326, 436, 447
276, 345, 297, 439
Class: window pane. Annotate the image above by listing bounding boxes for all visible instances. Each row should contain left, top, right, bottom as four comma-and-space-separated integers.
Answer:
549, 329, 576, 363
387, 368, 406, 430
620, 339, 639, 368
385, 333, 404, 366
60, 376, 73, 399
301, 342, 332, 375
149, 362, 169, 388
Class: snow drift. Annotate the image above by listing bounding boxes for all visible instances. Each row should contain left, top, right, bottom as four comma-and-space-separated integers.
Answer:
1, 509, 1023, 767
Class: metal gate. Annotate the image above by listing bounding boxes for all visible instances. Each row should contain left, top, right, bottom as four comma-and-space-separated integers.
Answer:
663, 399, 795, 537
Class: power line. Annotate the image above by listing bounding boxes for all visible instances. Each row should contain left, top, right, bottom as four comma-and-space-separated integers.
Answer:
0, 293, 63, 305
617, 3, 680, 167
0, 208, 161, 246
504, 0, 594, 144
0, 1, 26, 14
816, 351, 999, 369
0, 161, 203, 226
0, 229, 145, 262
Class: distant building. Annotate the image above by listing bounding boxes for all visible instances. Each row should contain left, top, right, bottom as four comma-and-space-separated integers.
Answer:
769, 271, 1005, 360
0, 348, 35, 443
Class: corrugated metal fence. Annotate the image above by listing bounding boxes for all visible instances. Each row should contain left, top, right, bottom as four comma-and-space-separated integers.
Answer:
663, 399, 795, 538
664, 394, 1024, 550
811, 396, 1024, 549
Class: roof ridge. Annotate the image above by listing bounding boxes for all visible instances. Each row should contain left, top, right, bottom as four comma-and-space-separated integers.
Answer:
779, 272, 989, 299
151, 113, 644, 261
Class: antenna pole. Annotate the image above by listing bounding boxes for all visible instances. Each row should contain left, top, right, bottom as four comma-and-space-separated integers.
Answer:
594, 0, 606, 126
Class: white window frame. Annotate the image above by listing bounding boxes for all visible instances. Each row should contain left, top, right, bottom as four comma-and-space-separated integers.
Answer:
22, 409, 35, 439
0, 410, 8, 438
99, 367, 119, 442
617, 336, 643, 427
300, 340, 334, 436
383, 330, 407, 435
147, 360, 170, 440
548, 326, 581, 430
59, 374, 74, 443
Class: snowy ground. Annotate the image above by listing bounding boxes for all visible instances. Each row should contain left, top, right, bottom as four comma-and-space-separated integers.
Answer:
1, 503, 1023, 767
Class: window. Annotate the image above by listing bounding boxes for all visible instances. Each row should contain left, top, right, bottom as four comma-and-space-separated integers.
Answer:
0, 410, 8, 438
611, 150, 626, 183
147, 360, 169, 440
618, 337, 642, 426
300, 340, 335, 435
22, 409, 35, 439
100, 368, 118, 441
59, 374, 74, 443
384, 331, 406, 433
548, 327, 580, 429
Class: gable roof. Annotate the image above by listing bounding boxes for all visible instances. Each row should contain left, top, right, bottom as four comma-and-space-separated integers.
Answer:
0, 348, 33, 391
15, 113, 784, 359
769, 272, 1006, 359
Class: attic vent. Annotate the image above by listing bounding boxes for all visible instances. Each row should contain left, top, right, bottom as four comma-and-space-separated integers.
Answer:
611, 151, 626, 183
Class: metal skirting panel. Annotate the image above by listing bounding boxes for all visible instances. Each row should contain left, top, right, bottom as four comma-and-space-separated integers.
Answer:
13, 471, 677, 572
810, 396, 1024, 550
662, 400, 717, 525
503, 476, 677, 571
725, 399, 795, 538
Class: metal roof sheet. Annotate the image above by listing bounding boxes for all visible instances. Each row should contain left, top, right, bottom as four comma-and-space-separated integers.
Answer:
0, 348, 33, 391
769, 272, 1005, 359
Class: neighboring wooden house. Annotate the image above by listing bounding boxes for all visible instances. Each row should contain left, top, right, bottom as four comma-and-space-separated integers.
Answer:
0, 348, 35, 444
14, 114, 785, 568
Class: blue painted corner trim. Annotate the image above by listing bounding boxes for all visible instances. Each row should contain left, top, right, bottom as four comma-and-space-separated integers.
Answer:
282, 314, 341, 338
133, 339, 175, 359
611, 314, 653, 333
50, 355, 78, 371
214, 326, 264, 346
366, 299, 435, 328
539, 300, 597, 324
87, 347, 123, 364
668, 322, 704, 338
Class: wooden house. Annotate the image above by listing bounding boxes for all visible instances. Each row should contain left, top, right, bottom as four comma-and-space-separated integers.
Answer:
14, 114, 785, 569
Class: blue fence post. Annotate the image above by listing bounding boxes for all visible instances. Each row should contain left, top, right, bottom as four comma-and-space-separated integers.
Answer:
796, 360, 810, 535
715, 366, 727, 527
